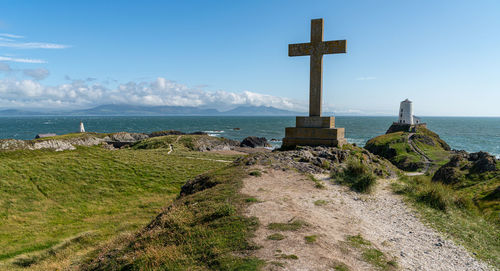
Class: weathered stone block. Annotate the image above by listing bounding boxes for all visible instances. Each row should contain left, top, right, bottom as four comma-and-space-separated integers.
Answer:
282, 127, 346, 147
296, 116, 335, 128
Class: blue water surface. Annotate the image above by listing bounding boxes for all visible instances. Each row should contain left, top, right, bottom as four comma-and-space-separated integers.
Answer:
0, 116, 498, 157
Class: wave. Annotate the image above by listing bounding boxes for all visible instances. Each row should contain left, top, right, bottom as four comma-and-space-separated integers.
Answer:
203, 130, 224, 134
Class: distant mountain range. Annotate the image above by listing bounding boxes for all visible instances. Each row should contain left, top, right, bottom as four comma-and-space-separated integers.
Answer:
0, 104, 303, 116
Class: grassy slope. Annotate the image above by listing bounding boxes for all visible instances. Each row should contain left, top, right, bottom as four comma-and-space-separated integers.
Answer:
393, 175, 500, 268
0, 135, 240, 270
80, 157, 262, 270
365, 127, 450, 171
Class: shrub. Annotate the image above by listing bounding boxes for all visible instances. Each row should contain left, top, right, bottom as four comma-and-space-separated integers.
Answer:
333, 159, 377, 193
304, 235, 318, 243
249, 170, 262, 177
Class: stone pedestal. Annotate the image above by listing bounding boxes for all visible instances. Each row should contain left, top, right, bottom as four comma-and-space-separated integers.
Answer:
282, 116, 347, 148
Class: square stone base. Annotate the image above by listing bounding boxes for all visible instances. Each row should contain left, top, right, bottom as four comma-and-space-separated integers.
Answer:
282, 127, 347, 148
296, 116, 335, 128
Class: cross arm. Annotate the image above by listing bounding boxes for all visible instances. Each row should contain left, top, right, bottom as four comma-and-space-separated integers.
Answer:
289, 43, 312, 57
319, 40, 347, 54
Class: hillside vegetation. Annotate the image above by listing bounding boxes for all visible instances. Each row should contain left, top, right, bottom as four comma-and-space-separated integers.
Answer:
365, 126, 451, 172
0, 134, 240, 270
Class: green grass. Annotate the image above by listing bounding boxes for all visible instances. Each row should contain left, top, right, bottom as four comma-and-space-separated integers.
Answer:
79, 160, 264, 270
0, 136, 241, 270
346, 234, 396, 270
245, 197, 259, 203
249, 170, 262, 177
365, 127, 451, 172
267, 220, 308, 231
333, 262, 350, 271
304, 235, 317, 243
314, 200, 328, 206
32, 132, 110, 142
393, 175, 500, 268
332, 159, 377, 193
308, 174, 325, 189
267, 233, 285, 241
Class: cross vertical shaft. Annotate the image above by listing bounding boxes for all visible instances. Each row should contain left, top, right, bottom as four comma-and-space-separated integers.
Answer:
288, 18, 346, 117
309, 19, 324, 116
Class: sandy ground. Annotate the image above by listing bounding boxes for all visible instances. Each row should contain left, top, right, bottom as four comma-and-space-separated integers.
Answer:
241, 167, 491, 271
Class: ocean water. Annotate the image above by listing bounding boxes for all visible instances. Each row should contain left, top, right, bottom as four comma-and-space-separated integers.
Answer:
0, 116, 498, 157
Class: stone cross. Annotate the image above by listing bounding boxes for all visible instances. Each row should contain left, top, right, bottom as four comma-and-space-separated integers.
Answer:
289, 18, 346, 117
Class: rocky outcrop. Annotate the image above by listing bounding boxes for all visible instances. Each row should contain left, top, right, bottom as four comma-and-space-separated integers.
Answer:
0, 139, 30, 150
240, 136, 270, 148
149, 130, 184, 137
191, 136, 239, 151
236, 145, 397, 177
0, 132, 151, 152
433, 151, 498, 184
32, 140, 76, 151
469, 151, 497, 173
105, 132, 148, 142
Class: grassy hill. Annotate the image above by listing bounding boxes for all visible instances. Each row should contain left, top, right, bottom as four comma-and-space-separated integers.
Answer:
0, 134, 241, 270
365, 126, 451, 172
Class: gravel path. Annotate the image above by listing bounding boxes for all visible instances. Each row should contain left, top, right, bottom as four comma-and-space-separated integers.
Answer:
242, 167, 491, 271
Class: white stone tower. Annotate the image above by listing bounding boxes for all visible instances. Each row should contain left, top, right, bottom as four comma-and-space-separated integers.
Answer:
398, 99, 414, 124
79, 122, 85, 133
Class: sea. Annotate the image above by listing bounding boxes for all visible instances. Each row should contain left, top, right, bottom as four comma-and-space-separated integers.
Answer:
0, 116, 499, 158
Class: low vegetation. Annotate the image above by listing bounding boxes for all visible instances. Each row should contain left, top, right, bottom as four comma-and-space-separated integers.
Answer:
346, 234, 397, 271
314, 199, 328, 206
365, 127, 451, 171
304, 235, 318, 244
308, 174, 325, 189
0, 135, 243, 270
393, 175, 500, 268
80, 161, 263, 270
331, 159, 377, 193
267, 233, 285, 241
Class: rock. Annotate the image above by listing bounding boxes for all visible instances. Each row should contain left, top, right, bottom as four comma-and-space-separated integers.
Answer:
240, 136, 270, 148
149, 130, 184, 137
107, 132, 149, 142
32, 140, 76, 152
0, 139, 29, 150
433, 151, 497, 184
470, 151, 497, 173
191, 136, 239, 151
432, 163, 464, 184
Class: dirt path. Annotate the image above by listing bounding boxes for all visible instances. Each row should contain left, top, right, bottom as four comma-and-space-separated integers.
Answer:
167, 135, 182, 155
242, 167, 490, 271
407, 133, 432, 175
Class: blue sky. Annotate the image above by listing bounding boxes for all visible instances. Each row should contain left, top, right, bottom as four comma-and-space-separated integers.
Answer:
0, 0, 499, 116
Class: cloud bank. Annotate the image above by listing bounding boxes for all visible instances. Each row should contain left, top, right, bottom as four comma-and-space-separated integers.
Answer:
0, 75, 305, 111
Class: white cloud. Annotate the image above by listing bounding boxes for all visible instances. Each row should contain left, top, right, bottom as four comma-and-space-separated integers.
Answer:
0, 33, 69, 49
356, 76, 377, 81
0, 42, 69, 49
0, 33, 24, 39
0, 56, 46, 63
23, 68, 50, 80
0, 76, 306, 111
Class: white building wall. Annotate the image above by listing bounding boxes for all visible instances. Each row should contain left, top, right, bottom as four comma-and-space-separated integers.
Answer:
80, 122, 85, 133
398, 99, 414, 124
